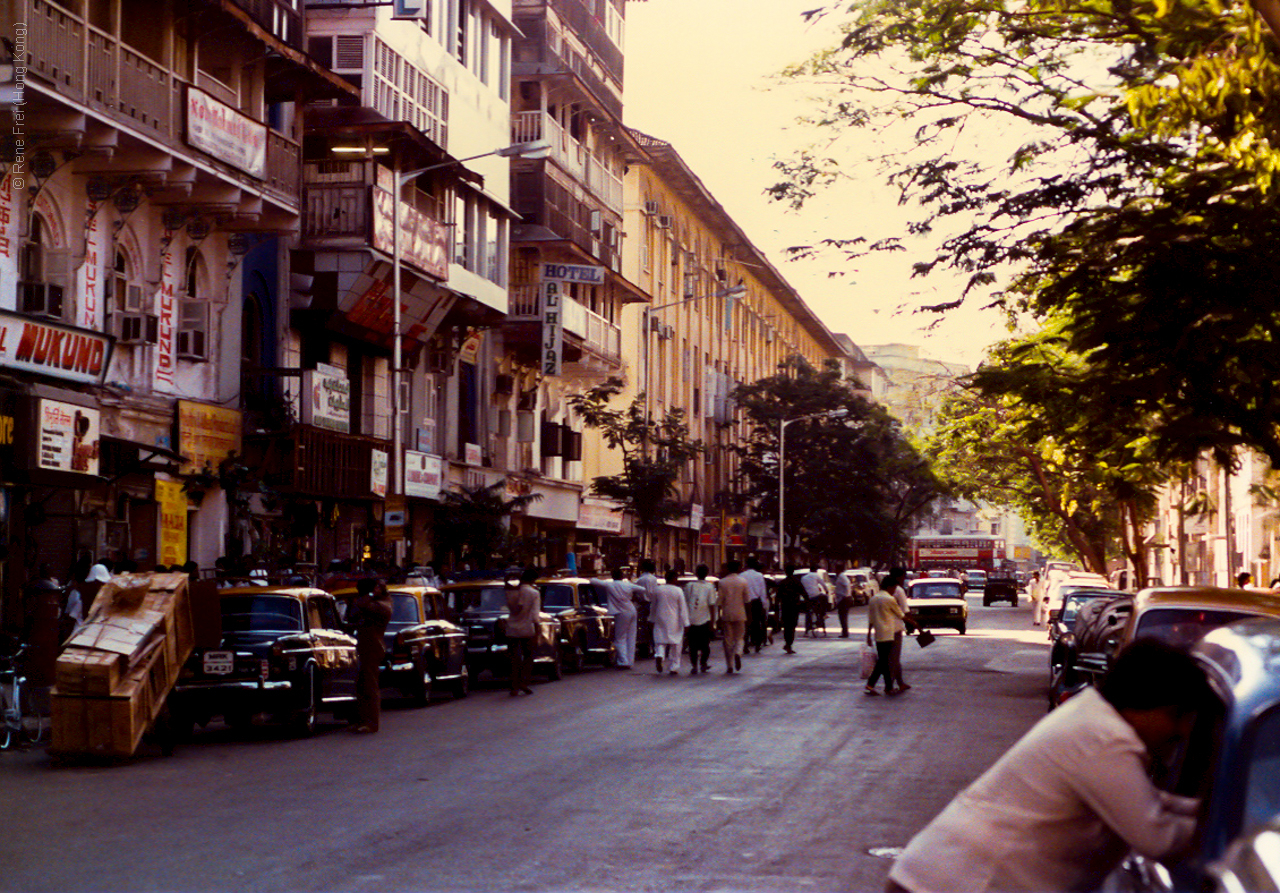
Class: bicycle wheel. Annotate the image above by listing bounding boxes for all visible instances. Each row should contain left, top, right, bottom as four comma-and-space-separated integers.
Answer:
0, 680, 20, 750
16, 679, 45, 745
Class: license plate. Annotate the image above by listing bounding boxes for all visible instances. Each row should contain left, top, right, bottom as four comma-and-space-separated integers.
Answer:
203, 650, 234, 675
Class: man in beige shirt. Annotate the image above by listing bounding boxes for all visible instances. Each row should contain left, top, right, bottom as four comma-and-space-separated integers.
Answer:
505, 566, 541, 697
716, 560, 750, 674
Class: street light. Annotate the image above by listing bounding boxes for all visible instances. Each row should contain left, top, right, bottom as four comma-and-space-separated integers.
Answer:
778, 407, 849, 564
384, 138, 552, 562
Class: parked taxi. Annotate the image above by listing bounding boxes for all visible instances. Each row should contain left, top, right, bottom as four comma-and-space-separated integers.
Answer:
536, 576, 615, 671
440, 578, 563, 681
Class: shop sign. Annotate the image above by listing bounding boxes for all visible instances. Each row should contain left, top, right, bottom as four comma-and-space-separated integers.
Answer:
301, 363, 350, 433
540, 280, 563, 376
155, 246, 177, 393
725, 515, 748, 547
688, 503, 704, 531
579, 497, 623, 534
458, 329, 484, 364
186, 87, 267, 179
77, 203, 104, 330
384, 493, 406, 533
404, 450, 443, 500
0, 390, 15, 478
698, 516, 721, 547
38, 399, 99, 475
0, 309, 112, 385
464, 442, 482, 466
371, 188, 449, 280
371, 448, 388, 498
540, 262, 605, 284
155, 479, 188, 567
177, 400, 243, 473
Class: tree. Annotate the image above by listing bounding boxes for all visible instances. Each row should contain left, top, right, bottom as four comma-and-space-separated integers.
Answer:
928, 328, 1169, 581
434, 479, 542, 571
567, 379, 703, 558
775, 0, 1280, 468
732, 356, 942, 566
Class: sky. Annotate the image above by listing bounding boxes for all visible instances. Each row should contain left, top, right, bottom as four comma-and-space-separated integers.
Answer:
621, 0, 1012, 369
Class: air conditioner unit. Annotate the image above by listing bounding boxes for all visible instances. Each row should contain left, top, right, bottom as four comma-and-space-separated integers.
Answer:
643, 200, 659, 216
114, 312, 159, 345
20, 282, 65, 319
656, 215, 672, 230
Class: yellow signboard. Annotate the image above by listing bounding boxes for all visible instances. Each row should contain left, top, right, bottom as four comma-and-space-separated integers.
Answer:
177, 400, 243, 473
156, 479, 188, 567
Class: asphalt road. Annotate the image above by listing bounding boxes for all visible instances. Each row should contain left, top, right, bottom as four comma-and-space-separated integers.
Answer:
2, 595, 1051, 892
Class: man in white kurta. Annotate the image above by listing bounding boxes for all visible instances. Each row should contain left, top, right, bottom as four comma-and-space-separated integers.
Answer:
650, 569, 691, 675
1028, 571, 1045, 627
590, 569, 645, 669
889, 640, 1203, 893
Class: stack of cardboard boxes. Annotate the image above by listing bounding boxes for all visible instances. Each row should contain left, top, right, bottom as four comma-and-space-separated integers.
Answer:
51, 573, 194, 757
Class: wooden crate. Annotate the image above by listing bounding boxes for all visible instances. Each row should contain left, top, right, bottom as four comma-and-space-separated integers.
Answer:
54, 647, 126, 697
51, 638, 166, 758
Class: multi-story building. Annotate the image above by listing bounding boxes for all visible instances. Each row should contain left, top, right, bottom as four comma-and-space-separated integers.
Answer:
0, 0, 344, 626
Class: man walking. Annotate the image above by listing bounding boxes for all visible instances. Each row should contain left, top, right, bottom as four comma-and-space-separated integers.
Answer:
683, 564, 716, 674
590, 569, 645, 669
741, 556, 769, 653
349, 576, 393, 732
717, 560, 750, 674
775, 566, 806, 654
636, 558, 660, 660
651, 569, 691, 675
866, 575, 907, 696
1028, 570, 1045, 627
885, 567, 917, 692
834, 564, 854, 638
505, 567, 541, 696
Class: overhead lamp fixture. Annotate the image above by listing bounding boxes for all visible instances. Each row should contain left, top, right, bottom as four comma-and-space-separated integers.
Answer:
30, 151, 56, 180
113, 187, 140, 214
86, 176, 112, 203
186, 216, 211, 241
331, 145, 389, 155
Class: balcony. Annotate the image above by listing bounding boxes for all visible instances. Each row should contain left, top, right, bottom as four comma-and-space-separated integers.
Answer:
512, 111, 623, 211
25, 0, 301, 206
507, 284, 621, 369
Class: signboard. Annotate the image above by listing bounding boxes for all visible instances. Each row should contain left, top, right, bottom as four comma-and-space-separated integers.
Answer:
540, 262, 605, 284
371, 449, 388, 498
458, 329, 484, 365
37, 399, 99, 475
301, 363, 351, 433
186, 87, 267, 180
155, 479, 188, 567
372, 188, 449, 280
0, 310, 112, 385
725, 515, 748, 547
403, 450, 443, 500
689, 503, 704, 531
541, 280, 563, 376
177, 400, 243, 473
579, 497, 623, 534
384, 494, 406, 537
77, 201, 104, 330
698, 516, 721, 547
155, 245, 177, 393
464, 442, 482, 467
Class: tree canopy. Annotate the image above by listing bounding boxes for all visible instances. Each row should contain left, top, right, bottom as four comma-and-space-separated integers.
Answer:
777, 0, 1280, 468
732, 357, 941, 565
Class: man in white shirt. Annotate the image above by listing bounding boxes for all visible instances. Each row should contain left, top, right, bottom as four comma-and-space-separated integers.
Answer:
683, 564, 717, 675
741, 556, 769, 653
635, 558, 660, 660
889, 639, 1205, 893
834, 566, 853, 638
589, 568, 645, 669
800, 570, 828, 636
650, 569, 691, 675
865, 577, 906, 695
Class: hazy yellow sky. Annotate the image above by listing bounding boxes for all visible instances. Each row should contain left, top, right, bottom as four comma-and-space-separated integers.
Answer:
623, 0, 1011, 368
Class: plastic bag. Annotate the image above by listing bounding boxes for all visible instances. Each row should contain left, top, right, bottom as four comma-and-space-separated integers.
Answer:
860, 642, 876, 678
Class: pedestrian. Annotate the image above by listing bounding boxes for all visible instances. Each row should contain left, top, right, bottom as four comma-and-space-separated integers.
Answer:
801, 568, 828, 636
887, 639, 1206, 892
683, 564, 716, 674
1028, 571, 1046, 627
348, 576, 393, 733
716, 560, 750, 674
886, 567, 917, 693
651, 569, 690, 675
775, 565, 806, 654
1237, 571, 1256, 590
834, 564, 854, 638
741, 556, 769, 653
635, 558, 661, 661
865, 575, 907, 695
505, 566, 541, 696
590, 568, 645, 669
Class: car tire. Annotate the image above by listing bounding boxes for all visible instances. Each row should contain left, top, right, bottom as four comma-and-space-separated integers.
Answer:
564, 638, 584, 674
407, 664, 431, 707
545, 647, 563, 681
957, 623, 967, 634
291, 665, 319, 737
452, 665, 469, 699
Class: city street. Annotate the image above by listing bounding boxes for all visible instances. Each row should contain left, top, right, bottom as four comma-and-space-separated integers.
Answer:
3, 597, 1049, 892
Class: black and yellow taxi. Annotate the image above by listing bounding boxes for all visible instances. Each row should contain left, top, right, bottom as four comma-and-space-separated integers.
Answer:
332, 584, 469, 702
536, 575, 615, 671
171, 586, 357, 736
440, 578, 563, 681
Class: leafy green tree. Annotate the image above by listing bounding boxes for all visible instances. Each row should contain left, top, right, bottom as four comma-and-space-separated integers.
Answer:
776, 0, 1280, 467
567, 378, 703, 558
732, 356, 942, 566
434, 479, 542, 570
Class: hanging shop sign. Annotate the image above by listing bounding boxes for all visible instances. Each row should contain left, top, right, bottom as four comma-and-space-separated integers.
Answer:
38, 399, 100, 475
578, 497, 623, 534
371, 188, 449, 280
301, 362, 351, 433
177, 400, 243, 473
688, 503, 704, 532
155, 245, 178, 393
403, 450, 443, 500
370, 449, 388, 498
155, 478, 188, 567
186, 87, 267, 180
725, 516, 748, 547
538, 264, 601, 378
0, 309, 112, 385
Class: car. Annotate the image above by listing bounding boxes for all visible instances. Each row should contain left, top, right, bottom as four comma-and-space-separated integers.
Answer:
537, 576, 616, 671
1046, 589, 1130, 708
440, 579, 564, 682
905, 577, 969, 634
837, 568, 874, 607
983, 569, 1019, 607
1045, 573, 1114, 626
1110, 617, 1280, 892
964, 569, 988, 592
171, 586, 358, 735
1048, 587, 1130, 665
1207, 816, 1280, 893
332, 584, 469, 702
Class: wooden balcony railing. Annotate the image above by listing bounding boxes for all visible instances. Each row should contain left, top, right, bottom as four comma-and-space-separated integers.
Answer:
512, 111, 623, 213
303, 184, 370, 241
506, 287, 621, 366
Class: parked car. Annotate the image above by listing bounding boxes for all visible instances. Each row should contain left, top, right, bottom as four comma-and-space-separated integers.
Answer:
171, 586, 358, 735
1047, 589, 1130, 708
1048, 587, 1130, 666
963, 569, 988, 592
905, 577, 969, 634
1110, 618, 1280, 892
1045, 573, 1114, 626
537, 576, 616, 671
837, 568, 874, 606
440, 579, 563, 681
1207, 816, 1280, 893
983, 569, 1019, 607
332, 584, 469, 702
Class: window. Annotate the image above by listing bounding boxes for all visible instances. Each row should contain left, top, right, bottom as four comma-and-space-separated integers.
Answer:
108, 249, 155, 345
178, 249, 210, 361
20, 215, 64, 320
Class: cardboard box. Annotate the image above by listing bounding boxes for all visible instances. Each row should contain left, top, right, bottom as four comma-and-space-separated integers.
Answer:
54, 647, 126, 697
51, 637, 166, 757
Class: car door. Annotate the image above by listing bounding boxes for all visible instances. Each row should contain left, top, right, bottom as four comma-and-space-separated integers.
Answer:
308, 593, 358, 699
424, 591, 467, 678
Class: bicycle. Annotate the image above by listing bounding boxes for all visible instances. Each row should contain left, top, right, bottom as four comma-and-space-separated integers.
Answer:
0, 642, 46, 750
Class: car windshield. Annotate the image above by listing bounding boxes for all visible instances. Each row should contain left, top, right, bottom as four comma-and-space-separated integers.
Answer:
448, 586, 509, 613
541, 583, 575, 609
912, 584, 963, 599
1135, 607, 1258, 649
389, 593, 421, 624
1245, 707, 1280, 835
221, 595, 304, 632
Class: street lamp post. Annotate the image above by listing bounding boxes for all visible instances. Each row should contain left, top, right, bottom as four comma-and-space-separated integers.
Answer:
778, 408, 849, 565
